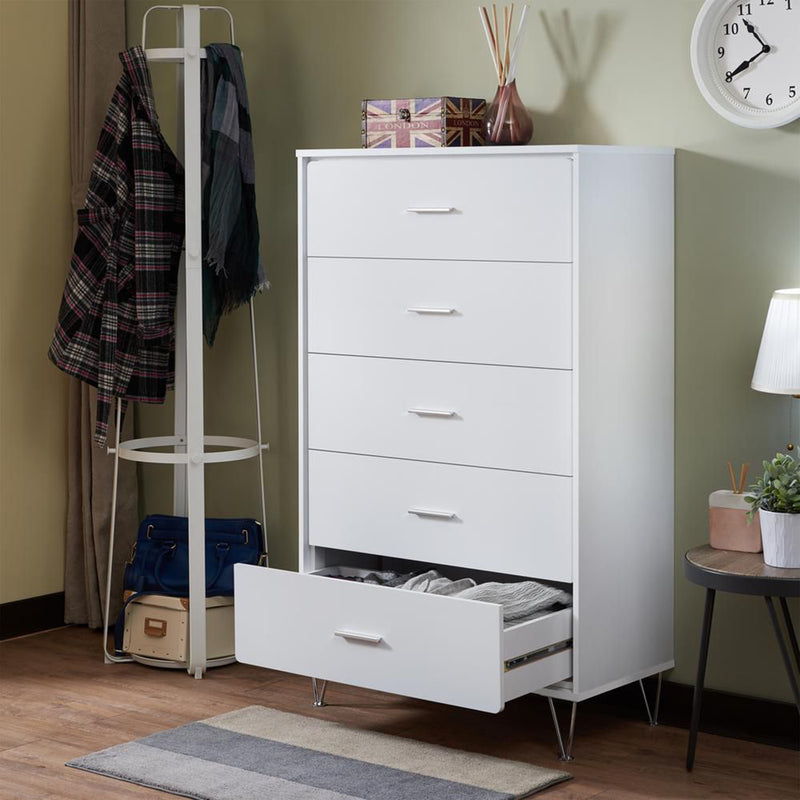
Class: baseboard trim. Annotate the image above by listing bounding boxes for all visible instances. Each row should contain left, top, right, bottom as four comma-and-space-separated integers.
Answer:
0, 592, 66, 640
586, 676, 798, 750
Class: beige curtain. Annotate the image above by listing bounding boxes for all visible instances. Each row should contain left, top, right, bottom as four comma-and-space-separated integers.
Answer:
64, 0, 138, 629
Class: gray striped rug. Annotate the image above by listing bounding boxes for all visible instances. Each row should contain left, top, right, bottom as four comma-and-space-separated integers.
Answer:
67, 705, 571, 799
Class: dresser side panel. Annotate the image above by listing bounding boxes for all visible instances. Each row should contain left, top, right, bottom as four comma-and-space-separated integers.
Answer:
298, 156, 310, 572
573, 152, 675, 697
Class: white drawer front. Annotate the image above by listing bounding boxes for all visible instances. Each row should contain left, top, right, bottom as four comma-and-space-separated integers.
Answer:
308, 355, 572, 475
308, 258, 572, 369
308, 451, 573, 583
306, 155, 572, 262
235, 564, 572, 713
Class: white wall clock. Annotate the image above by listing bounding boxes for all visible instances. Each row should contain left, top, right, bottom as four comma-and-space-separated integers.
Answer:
691, 0, 800, 128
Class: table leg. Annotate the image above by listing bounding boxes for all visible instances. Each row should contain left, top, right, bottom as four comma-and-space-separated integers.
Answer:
764, 597, 800, 712
778, 597, 800, 676
687, 588, 715, 772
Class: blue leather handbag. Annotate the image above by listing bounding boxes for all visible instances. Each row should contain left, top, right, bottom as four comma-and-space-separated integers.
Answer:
122, 514, 264, 597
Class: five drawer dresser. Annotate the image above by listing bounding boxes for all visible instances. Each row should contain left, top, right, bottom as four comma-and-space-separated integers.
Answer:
236, 146, 675, 718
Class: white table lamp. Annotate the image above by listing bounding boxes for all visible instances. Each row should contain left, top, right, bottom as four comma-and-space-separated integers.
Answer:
752, 287, 800, 451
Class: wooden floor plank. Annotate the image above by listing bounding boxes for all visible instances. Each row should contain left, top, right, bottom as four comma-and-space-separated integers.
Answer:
0, 626, 797, 800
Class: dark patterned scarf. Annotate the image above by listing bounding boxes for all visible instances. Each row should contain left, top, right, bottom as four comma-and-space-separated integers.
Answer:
201, 44, 267, 345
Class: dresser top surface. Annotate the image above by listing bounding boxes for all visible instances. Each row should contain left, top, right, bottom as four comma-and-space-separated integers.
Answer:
297, 144, 675, 159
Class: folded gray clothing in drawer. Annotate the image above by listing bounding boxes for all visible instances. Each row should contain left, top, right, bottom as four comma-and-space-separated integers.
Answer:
328, 568, 572, 626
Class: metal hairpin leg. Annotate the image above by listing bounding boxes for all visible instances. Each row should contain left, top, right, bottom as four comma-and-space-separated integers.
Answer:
687, 587, 715, 771
312, 678, 328, 707
547, 697, 577, 761
639, 672, 663, 726
764, 596, 800, 712
779, 597, 800, 676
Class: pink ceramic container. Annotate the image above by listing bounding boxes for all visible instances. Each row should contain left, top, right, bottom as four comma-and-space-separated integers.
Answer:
709, 490, 762, 552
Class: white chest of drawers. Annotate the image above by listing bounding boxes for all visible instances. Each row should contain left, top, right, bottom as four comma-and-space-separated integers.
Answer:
236, 146, 674, 717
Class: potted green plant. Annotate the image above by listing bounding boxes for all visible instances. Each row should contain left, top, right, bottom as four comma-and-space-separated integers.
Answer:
745, 452, 800, 568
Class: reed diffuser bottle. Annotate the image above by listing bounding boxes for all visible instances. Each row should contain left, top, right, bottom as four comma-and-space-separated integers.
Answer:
479, 3, 533, 145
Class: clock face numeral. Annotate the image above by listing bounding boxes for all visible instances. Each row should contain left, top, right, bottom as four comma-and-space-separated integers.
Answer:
718, 46, 726, 57
743, 86, 751, 97
739, 3, 752, 14
723, 21, 740, 32
760, 0, 774, 6
791, 85, 798, 97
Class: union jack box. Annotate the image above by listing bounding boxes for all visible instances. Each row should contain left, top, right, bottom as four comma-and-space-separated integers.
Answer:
361, 97, 486, 148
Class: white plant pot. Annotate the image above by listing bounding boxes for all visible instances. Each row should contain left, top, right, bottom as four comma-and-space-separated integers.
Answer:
759, 509, 800, 568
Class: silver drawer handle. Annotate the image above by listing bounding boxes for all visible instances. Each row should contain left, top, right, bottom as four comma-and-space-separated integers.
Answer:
405, 207, 455, 214
334, 629, 383, 645
407, 408, 457, 418
407, 507, 457, 520
406, 307, 456, 315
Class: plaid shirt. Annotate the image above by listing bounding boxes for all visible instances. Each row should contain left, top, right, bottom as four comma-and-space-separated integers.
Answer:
49, 48, 184, 447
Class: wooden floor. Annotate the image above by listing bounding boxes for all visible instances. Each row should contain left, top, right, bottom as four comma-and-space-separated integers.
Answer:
0, 627, 797, 800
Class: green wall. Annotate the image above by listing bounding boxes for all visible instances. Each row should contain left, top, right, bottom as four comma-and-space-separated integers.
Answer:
127, 0, 799, 703
0, 0, 71, 604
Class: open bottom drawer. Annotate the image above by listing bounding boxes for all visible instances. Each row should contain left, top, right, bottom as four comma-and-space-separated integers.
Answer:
234, 564, 572, 713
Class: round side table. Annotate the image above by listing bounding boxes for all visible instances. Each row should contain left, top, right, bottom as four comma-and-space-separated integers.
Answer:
683, 545, 800, 771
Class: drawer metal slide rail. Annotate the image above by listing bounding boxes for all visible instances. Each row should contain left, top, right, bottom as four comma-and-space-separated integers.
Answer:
504, 639, 572, 672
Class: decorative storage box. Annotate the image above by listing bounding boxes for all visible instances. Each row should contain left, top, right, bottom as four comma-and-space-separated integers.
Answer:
123, 595, 235, 662
709, 490, 762, 552
361, 97, 486, 148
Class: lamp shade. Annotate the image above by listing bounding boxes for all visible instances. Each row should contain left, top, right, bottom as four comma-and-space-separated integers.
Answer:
751, 288, 800, 395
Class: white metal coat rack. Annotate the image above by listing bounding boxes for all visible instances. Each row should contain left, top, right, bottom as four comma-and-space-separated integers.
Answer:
101, 4, 269, 679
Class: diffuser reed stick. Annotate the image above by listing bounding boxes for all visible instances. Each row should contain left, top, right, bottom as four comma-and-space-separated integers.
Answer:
506, 3, 529, 84
503, 5, 512, 84
479, 6, 501, 81
727, 460, 738, 493
738, 463, 749, 494
492, 4, 501, 80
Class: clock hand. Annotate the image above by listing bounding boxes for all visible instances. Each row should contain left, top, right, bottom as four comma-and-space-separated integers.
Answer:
742, 18, 769, 50
724, 46, 770, 82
